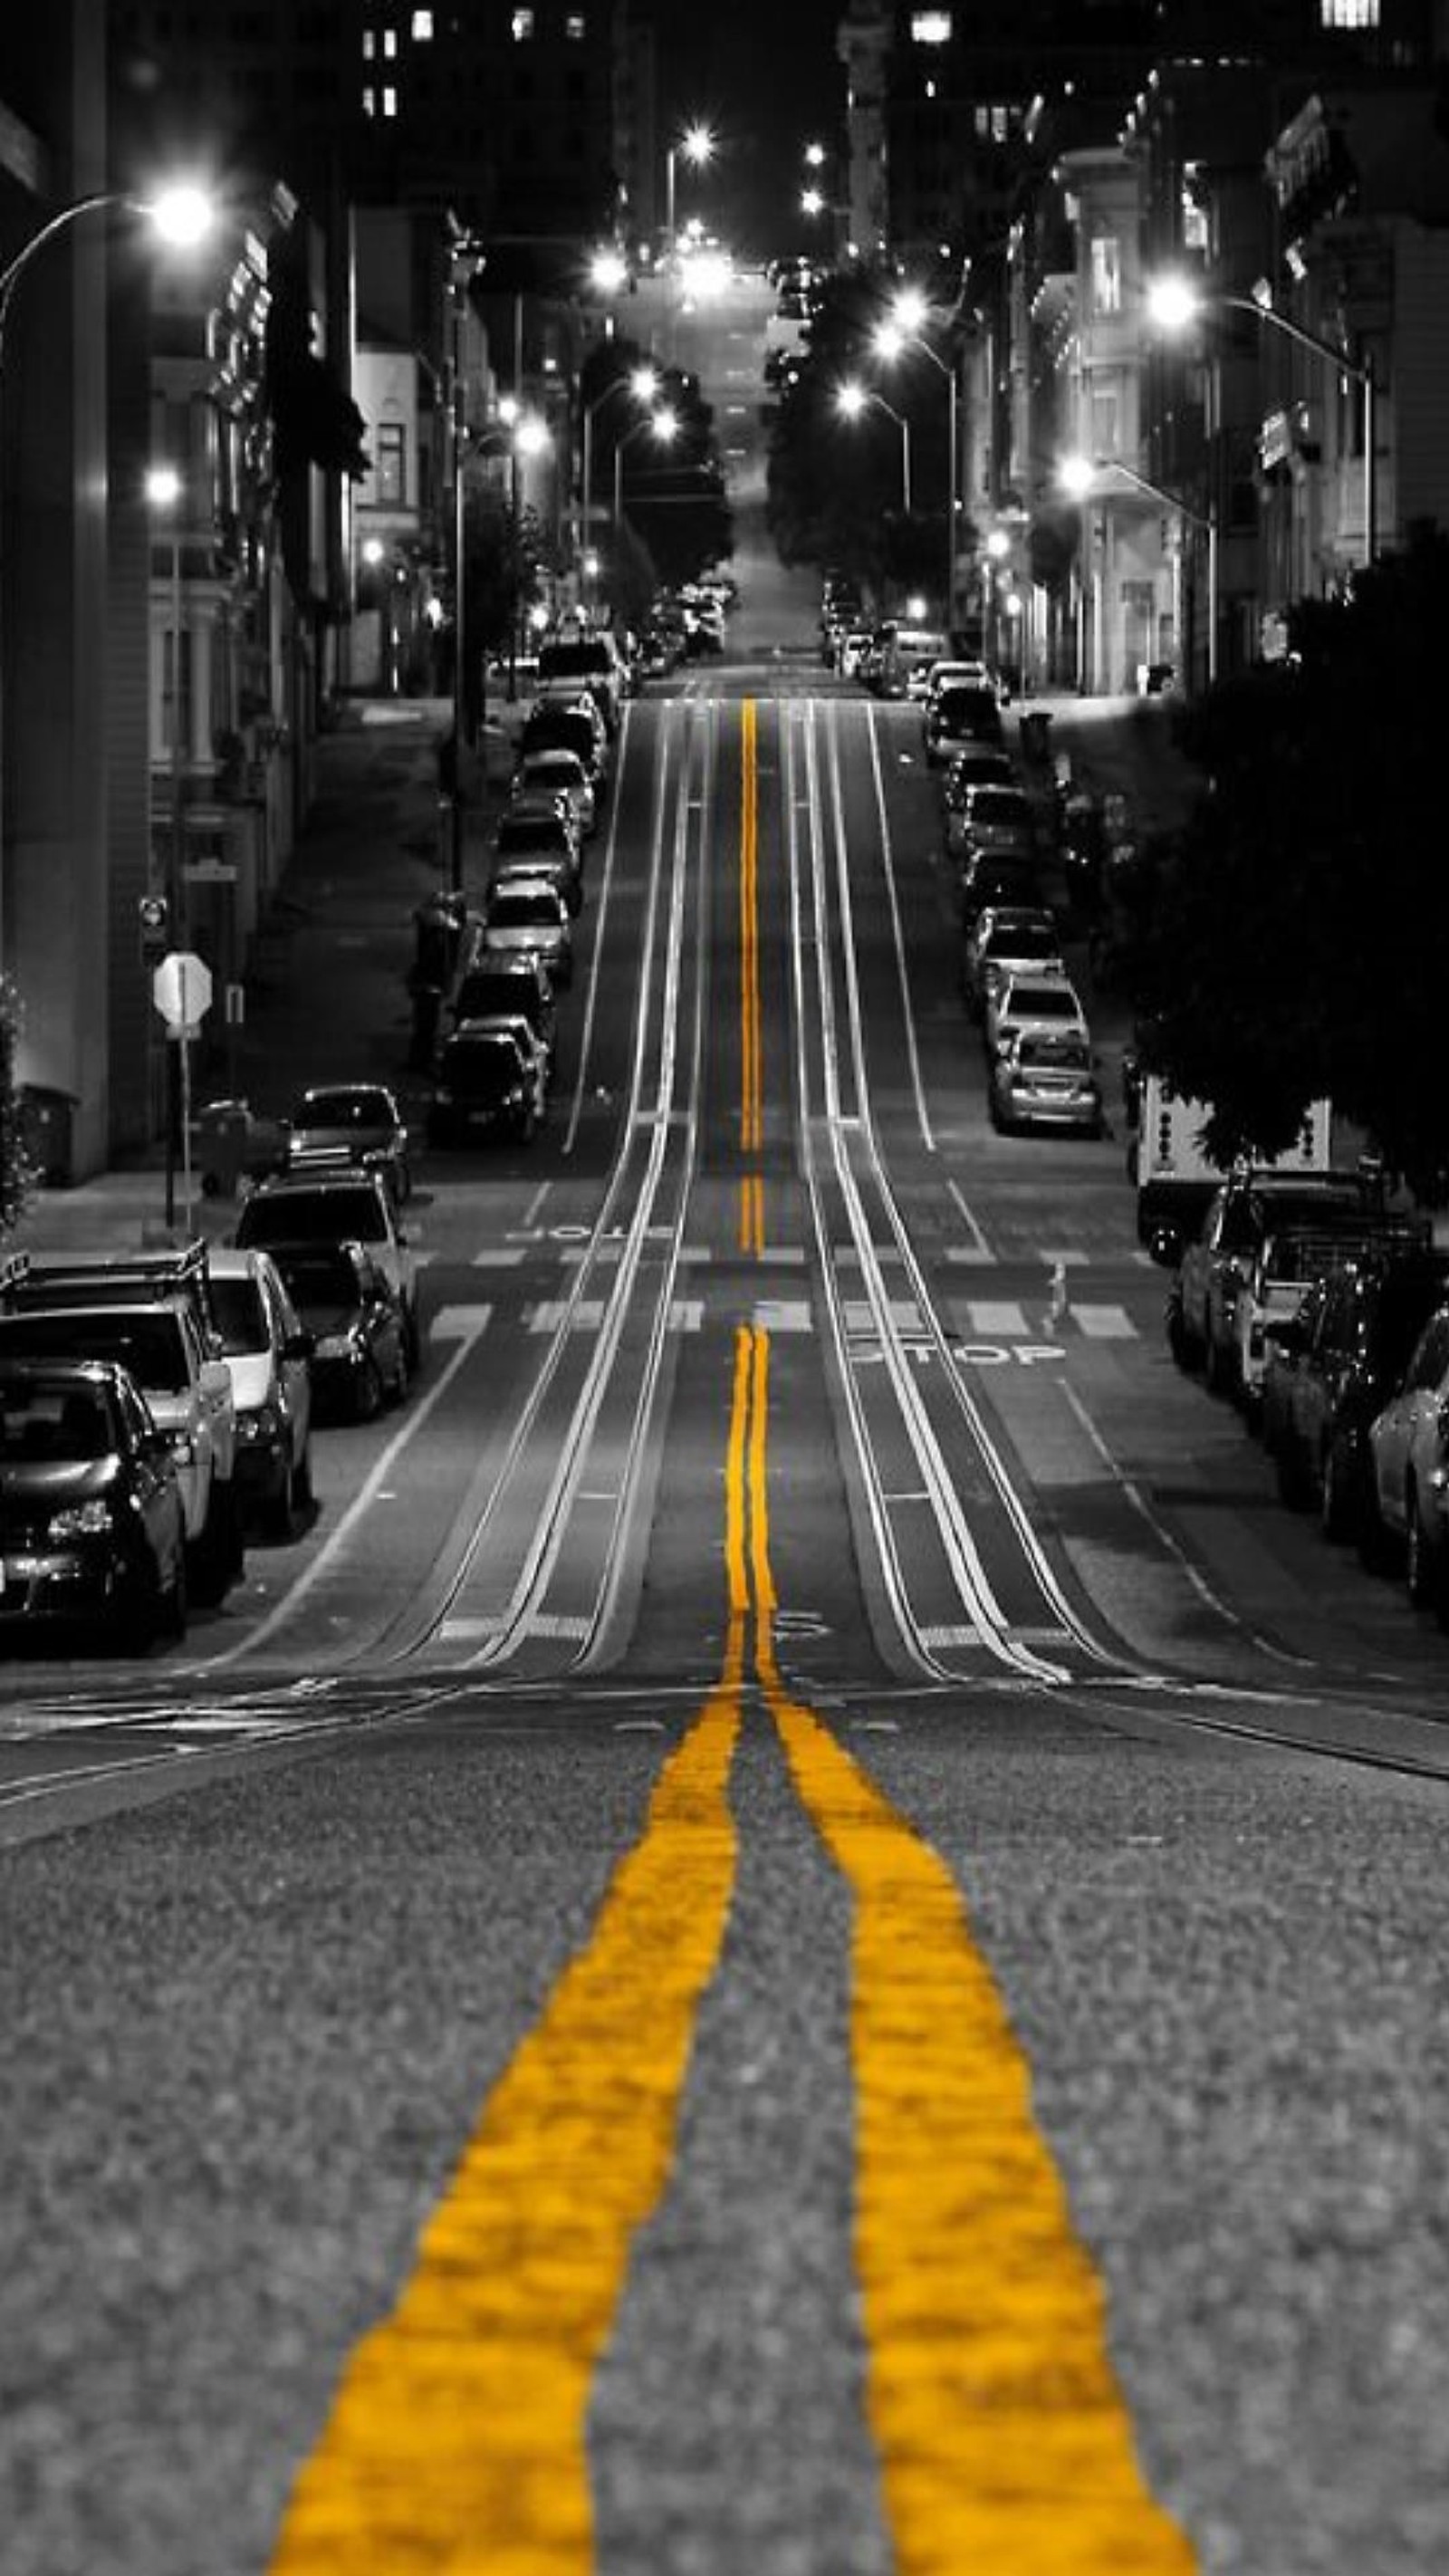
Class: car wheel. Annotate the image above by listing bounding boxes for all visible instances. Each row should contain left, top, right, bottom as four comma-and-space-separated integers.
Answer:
1276, 1432, 1310, 1512
161, 1544, 189, 1642
188, 1493, 233, 1608
1166, 1295, 1200, 1371
1406, 1487, 1445, 1615
404, 1306, 422, 1371
1319, 1436, 1358, 1543
1204, 1333, 1234, 1398
355, 1358, 384, 1423
388, 1335, 411, 1407
1358, 1495, 1397, 1576
263, 1459, 296, 1543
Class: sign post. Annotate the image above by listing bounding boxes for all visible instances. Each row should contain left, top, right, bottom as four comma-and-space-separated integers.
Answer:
152, 951, 213, 1232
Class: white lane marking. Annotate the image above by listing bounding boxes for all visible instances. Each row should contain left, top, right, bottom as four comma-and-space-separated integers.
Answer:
204, 1311, 493, 1669
1072, 1304, 1136, 1340
964, 1300, 1030, 1337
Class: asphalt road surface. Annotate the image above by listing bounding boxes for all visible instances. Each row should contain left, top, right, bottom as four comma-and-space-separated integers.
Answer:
5, 268, 1449, 2576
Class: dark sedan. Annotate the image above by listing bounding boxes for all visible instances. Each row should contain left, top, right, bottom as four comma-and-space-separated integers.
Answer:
266, 1245, 410, 1424
0, 1357, 188, 1649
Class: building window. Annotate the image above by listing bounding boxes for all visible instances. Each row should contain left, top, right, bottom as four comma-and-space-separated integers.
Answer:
362, 82, 375, 114
411, 5, 433, 30
1090, 389, 1118, 456
1320, 0, 1378, 23
910, 9, 953, 39
382, 24, 397, 55
512, 6, 535, 35
565, 9, 585, 32
374, 423, 406, 505
362, 26, 373, 54
1090, 235, 1121, 313
382, 83, 398, 115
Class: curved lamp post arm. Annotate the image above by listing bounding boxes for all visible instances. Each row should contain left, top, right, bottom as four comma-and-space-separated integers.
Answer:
1222, 293, 1376, 562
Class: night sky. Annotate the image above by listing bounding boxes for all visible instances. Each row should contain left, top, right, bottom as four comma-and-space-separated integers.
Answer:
652, 1, 848, 258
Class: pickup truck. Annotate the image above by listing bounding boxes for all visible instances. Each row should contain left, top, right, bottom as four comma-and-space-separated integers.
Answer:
1168, 1172, 1379, 1397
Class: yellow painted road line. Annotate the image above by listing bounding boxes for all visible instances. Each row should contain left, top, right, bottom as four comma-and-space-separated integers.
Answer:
741, 1329, 1196, 2576
269, 1426, 754, 2571
739, 697, 761, 1158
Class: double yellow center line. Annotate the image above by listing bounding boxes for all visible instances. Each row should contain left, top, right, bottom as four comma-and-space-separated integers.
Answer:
270, 1328, 1196, 2576
738, 698, 764, 1254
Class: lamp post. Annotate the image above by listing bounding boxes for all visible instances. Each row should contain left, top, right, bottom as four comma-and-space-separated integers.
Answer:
836, 381, 911, 512
874, 294, 958, 626
144, 463, 188, 1226
1060, 451, 1219, 691
1147, 272, 1377, 570
614, 408, 678, 537
665, 124, 715, 255
581, 365, 659, 569
0, 181, 214, 965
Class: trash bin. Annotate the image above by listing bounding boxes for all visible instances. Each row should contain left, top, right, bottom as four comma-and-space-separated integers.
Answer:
18, 1085, 76, 1188
1018, 708, 1053, 764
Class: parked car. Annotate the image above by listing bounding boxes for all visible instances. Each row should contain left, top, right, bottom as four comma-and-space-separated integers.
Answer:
1273, 1245, 1449, 1540
924, 682, 1005, 763
0, 1244, 243, 1605
0, 1356, 188, 1649
429, 1022, 550, 1146
205, 1245, 315, 1539
983, 970, 1089, 1062
519, 696, 608, 787
961, 905, 1064, 1020
285, 1082, 411, 1204
235, 1168, 421, 1366
491, 804, 582, 908
988, 1029, 1102, 1136
941, 751, 1018, 860
268, 1244, 411, 1424
511, 746, 597, 839
1231, 1216, 1427, 1425
447, 951, 558, 1063
1167, 1171, 1373, 1394
486, 845, 583, 923
476, 880, 574, 990
949, 782, 1037, 862
1367, 1301, 1449, 1617
958, 850, 1047, 927
534, 630, 624, 734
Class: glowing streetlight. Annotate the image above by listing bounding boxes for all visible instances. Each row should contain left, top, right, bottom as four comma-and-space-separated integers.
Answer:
614, 409, 678, 533
874, 291, 956, 617
1147, 268, 1377, 564
666, 123, 715, 249
589, 247, 628, 297
836, 380, 911, 512
581, 367, 660, 553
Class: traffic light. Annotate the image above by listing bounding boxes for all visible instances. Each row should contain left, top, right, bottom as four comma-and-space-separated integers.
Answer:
138, 893, 168, 962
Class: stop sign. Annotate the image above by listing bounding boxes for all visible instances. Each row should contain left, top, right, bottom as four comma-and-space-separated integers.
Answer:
152, 950, 213, 1031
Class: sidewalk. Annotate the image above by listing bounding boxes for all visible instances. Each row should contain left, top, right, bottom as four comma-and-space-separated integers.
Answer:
14, 695, 511, 1259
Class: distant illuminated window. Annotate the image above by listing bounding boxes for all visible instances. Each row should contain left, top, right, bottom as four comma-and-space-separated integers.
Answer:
374, 424, 407, 505
1090, 234, 1121, 313
382, 25, 398, 55
362, 82, 376, 114
512, 6, 535, 35
911, 9, 953, 40
382, 83, 398, 116
565, 9, 586, 33
362, 27, 374, 55
1320, 0, 1378, 22
411, 6, 434, 31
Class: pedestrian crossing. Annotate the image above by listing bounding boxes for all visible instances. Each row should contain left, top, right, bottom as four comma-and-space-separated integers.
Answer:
510, 1292, 1141, 1342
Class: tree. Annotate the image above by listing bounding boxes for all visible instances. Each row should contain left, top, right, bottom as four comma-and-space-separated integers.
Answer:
1118, 525, 1449, 1193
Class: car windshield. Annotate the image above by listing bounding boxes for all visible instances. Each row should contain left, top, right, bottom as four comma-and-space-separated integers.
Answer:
0, 1379, 117, 1461
0, 1310, 190, 1392
242, 1187, 385, 1247
989, 925, 1060, 961
455, 973, 542, 1020
1006, 986, 1079, 1019
1017, 1035, 1091, 1072
296, 1089, 392, 1129
971, 790, 1029, 819
277, 1250, 362, 1310
209, 1276, 272, 1355
497, 816, 566, 850
538, 642, 610, 678
489, 896, 562, 928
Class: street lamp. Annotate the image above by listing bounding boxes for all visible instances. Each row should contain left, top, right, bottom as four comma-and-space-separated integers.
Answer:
1147, 270, 1377, 567
1060, 451, 1219, 691
874, 293, 958, 624
614, 409, 678, 535
836, 381, 911, 512
144, 463, 188, 1226
0, 180, 216, 960
581, 365, 659, 562
665, 123, 715, 253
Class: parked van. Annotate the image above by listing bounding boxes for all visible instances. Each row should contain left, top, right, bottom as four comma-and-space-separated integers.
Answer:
881, 625, 949, 698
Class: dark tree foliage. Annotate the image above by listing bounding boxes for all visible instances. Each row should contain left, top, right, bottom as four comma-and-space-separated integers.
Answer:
623, 366, 733, 588
1118, 525, 1449, 1192
458, 489, 548, 735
